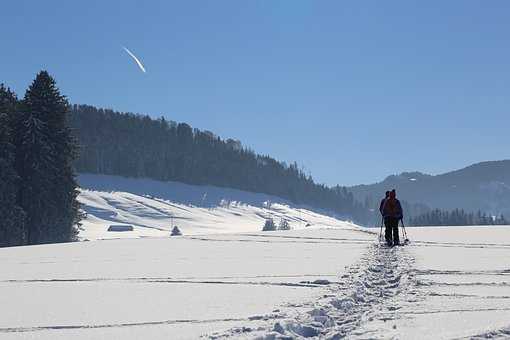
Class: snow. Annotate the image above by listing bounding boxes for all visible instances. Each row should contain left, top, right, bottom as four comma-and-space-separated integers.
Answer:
0, 229, 373, 339
2, 174, 510, 339
77, 174, 355, 240
219, 226, 510, 339
392, 226, 510, 339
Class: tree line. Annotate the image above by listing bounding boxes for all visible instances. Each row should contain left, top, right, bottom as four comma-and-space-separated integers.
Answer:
0, 72, 80, 247
69, 104, 370, 224
408, 208, 508, 226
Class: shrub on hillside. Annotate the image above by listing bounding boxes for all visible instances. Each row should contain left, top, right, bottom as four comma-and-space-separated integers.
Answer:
278, 219, 291, 230
171, 226, 182, 236
262, 218, 276, 231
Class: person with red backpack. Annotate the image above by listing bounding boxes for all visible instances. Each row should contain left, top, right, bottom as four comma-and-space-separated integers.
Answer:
381, 189, 403, 246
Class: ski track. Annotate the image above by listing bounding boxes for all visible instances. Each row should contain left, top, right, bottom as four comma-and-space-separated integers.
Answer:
186, 236, 371, 245
1, 278, 335, 288
212, 242, 420, 339
414, 269, 510, 276
0, 315, 283, 334
1, 274, 340, 284
212, 237, 510, 339
459, 325, 510, 340
417, 281, 509, 288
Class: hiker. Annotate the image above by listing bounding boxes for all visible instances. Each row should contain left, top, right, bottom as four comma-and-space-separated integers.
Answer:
382, 189, 403, 246
379, 191, 390, 216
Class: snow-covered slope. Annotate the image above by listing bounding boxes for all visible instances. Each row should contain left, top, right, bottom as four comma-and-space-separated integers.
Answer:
77, 174, 356, 240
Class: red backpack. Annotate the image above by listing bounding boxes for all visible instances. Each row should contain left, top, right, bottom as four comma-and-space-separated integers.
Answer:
384, 198, 398, 216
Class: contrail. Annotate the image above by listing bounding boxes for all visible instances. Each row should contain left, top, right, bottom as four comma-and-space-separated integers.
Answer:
122, 46, 146, 73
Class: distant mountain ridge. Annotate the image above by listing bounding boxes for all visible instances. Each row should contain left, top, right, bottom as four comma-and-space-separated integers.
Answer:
349, 160, 510, 217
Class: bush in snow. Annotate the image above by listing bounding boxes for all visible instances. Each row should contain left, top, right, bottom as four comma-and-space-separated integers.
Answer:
278, 219, 291, 230
171, 226, 182, 236
262, 218, 276, 231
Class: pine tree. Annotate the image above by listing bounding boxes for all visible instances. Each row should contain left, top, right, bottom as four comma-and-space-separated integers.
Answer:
278, 218, 291, 230
499, 214, 507, 225
17, 71, 80, 244
262, 218, 276, 231
171, 226, 182, 236
18, 113, 53, 243
0, 85, 26, 246
0, 84, 18, 127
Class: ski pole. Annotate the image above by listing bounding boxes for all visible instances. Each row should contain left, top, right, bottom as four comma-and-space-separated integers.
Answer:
379, 216, 384, 241
401, 218, 408, 240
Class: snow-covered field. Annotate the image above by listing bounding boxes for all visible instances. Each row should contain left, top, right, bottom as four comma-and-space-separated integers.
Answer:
0, 228, 373, 340
1, 174, 509, 339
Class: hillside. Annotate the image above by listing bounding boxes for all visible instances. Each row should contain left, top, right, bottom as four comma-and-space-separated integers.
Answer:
77, 174, 358, 240
70, 105, 368, 224
350, 160, 510, 217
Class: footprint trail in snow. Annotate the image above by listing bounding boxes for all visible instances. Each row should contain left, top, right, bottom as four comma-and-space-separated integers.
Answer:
213, 242, 421, 339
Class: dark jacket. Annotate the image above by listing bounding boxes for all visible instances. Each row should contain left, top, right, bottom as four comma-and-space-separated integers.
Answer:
382, 198, 403, 219
379, 198, 386, 215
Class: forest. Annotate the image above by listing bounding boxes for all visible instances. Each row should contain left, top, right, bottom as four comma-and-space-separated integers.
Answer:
69, 104, 370, 224
408, 208, 507, 226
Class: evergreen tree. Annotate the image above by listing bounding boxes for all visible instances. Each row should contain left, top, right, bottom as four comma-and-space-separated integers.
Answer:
262, 218, 276, 231
0, 84, 18, 127
278, 218, 291, 230
0, 85, 26, 246
16, 71, 80, 244
170, 226, 182, 236
498, 214, 507, 225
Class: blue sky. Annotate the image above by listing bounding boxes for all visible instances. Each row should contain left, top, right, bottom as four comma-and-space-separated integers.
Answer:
2, 1, 510, 185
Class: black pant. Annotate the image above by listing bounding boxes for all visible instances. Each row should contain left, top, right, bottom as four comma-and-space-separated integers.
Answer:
384, 217, 400, 245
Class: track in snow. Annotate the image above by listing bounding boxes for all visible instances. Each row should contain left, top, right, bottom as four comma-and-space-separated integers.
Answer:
213, 242, 420, 339
0, 315, 283, 334
464, 325, 510, 340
